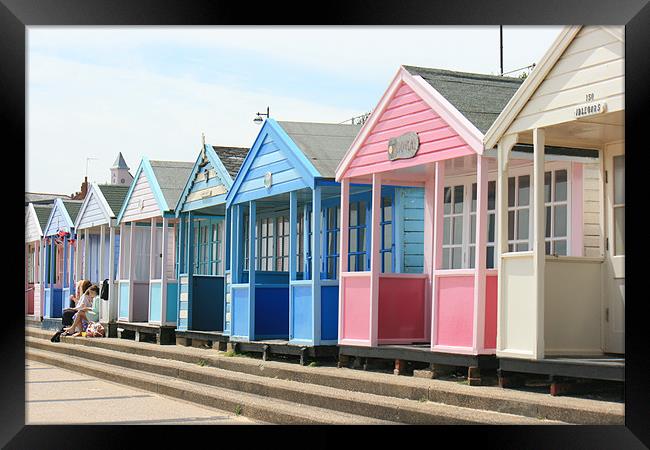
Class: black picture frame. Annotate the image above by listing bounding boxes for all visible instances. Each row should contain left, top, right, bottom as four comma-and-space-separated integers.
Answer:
3, 0, 648, 447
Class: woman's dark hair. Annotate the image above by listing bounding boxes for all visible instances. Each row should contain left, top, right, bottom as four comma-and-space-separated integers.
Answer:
86, 285, 100, 295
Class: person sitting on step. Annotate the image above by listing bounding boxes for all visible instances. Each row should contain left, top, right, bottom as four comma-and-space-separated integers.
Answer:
63, 284, 100, 337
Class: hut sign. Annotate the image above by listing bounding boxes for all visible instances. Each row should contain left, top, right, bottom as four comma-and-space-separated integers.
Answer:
575, 101, 607, 119
388, 132, 420, 160
264, 172, 273, 189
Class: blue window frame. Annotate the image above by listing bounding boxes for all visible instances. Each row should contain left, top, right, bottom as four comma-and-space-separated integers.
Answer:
321, 204, 340, 280
380, 194, 395, 273
192, 218, 223, 275
348, 199, 368, 272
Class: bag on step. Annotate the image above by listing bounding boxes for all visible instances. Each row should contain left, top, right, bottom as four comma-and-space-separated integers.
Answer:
100, 279, 109, 301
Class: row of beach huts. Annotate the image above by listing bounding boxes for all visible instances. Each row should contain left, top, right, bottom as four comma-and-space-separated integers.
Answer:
25, 26, 625, 389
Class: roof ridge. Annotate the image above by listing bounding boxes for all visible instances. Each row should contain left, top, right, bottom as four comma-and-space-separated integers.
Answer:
403, 65, 523, 83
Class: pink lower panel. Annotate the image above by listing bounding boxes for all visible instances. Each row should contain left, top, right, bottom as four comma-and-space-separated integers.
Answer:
378, 276, 427, 341
483, 274, 498, 349
435, 275, 474, 348
341, 275, 371, 341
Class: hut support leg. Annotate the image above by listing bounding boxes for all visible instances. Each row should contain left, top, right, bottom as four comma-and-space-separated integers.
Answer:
216, 340, 228, 352
498, 369, 526, 389
394, 359, 406, 376
176, 337, 192, 347
299, 348, 308, 366
337, 354, 351, 369
468, 366, 482, 386
262, 344, 270, 362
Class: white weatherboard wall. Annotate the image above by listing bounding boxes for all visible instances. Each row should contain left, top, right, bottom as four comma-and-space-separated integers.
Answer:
25, 207, 42, 243
582, 162, 602, 257
498, 252, 536, 358
121, 170, 161, 222
508, 26, 624, 134
45, 203, 72, 235
544, 257, 603, 355
77, 190, 110, 229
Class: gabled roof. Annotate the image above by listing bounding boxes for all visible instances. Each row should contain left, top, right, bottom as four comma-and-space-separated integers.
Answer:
112, 152, 130, 169
25, 192, 69, 205
62, 200, 83, 224
44, 198, 83, 236
483, 26, 583, 149
211, 146, 249, 179
33, 204, 54, 230
337, 65, 511, 180
97, 184, 130, 216
278, 121, 362, 178
149, 160, 195, 211
403, 66, 523, 134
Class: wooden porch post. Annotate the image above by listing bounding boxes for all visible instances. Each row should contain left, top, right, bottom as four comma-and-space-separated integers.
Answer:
248, 201, 256, 339
83, 229, 89, 279
149, 217, 157, 282
128, 221, 136, 321
311, 186, 322, 345
303, 206, 310, 279
187, 212, 194, 329
108, 224, 116, 321
473, 155, 488, 353
338, 178, 350, 342
532, 128, 546, 360
423, 177, 435, 342
369, 173, 382, 347
430, 161, 445, 350
496, 134, 516, 353
289, 191, 297, 341
161, 217, 169, 324
99, 225, 106, 281
231, 205, 241, 285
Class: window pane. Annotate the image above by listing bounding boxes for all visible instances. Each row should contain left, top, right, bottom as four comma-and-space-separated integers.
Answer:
545, 206, 551, 238
544, 172, 552, 203
471, 183, 477, 212
382, 197, 392, 221
488, 181, 496, 210
469, 246, 476, 269
443, 217, 451, 245
554, 240, 567, 256
470, 215, 476, 244
358, 201, 366, 225
359, 228, 366, 253
452, 247, 462, 269
488, 214, 495, 243
517, 209, 529, 240
545, 241, 551, 255
508, 177, 515, 207
349, 229, 358, 252
508, 211, 515, 241
554, 205, 567, 237
516, 242, 529, 252
453, 186, 464, 214
555, 170, 567, 202
442, 248, 450, 269
486, 246, 495, 269
383, 252, 392, 273
444, 187, 451, 214
614, 206, 625, 255
383, 223, 392, 249
518, 176, 530, 206
614, 155, 625, 205
350, 203, 358, 226
453, 216, 463, 244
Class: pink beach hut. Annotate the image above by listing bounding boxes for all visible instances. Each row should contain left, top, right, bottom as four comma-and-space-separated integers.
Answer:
335, 66, 523, 382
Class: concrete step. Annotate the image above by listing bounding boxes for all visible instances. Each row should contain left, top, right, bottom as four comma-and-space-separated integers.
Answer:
27, 327, 623, 424
26, 347, 393, 425
27, 337, 555, 425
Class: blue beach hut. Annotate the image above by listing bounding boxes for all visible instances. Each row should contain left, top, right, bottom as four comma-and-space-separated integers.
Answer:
225, 119, 363, 353
174, 142, 249, 347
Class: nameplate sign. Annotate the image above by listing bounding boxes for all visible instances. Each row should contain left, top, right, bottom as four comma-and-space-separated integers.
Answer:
388, 132, 420, 161
264, 172, 273, 189
575, 101, 607, 119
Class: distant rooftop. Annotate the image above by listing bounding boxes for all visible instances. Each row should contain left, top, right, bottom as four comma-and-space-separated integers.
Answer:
403, 65, 524, 134
149, 160, 194, 211
25, 192, 69, 205
211, 146, 249, 179
277, 121, 362, 178
112, 152, 130, 170
96, 184, 130, 217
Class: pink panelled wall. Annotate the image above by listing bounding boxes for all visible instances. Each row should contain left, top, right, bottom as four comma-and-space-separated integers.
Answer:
483, 273, 498, 350
571, 162, 584, 257
340, 274, 372, 341
344, 82, 475, 179
434, 275, 475, 348
377, 275, 427, 342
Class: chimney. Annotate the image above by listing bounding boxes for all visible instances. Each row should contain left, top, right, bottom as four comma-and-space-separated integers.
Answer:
70, 176, 89, 200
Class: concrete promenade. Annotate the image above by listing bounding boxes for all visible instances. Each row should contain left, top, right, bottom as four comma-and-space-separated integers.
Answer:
26, 361, 259, 425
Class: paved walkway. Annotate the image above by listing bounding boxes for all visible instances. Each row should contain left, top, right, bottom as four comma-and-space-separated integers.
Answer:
26, 361, 259, 425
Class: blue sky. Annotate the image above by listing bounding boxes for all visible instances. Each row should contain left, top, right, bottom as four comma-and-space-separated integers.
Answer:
27, 26, 563, 194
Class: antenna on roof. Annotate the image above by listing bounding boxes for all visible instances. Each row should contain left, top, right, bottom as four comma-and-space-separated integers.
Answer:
500, 25, 504, 76
201, 132, 206, 160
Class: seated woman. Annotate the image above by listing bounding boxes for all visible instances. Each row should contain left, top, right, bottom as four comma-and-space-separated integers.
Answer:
63, 284, 100, 336
63, 279, 92, 327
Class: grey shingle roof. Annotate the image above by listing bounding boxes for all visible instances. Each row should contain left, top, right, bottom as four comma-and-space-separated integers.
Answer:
97, 184, 130, 217
33, 204, 54, 230
277, 121, 362, 178
211, 146, 249, 179
149, 160, 194, 211
61, 200, 84, 224
25, 192, 69, 205
403, 66, 523, 134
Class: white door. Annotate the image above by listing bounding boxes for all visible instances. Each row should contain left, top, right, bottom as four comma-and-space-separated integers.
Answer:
603, 142, 625, 353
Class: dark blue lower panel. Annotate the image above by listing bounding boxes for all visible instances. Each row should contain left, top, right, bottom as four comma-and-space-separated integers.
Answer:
191, 276, 224, 331
254, 287, 289, 339
46, 288, 63, 318
320, 285, 339, 341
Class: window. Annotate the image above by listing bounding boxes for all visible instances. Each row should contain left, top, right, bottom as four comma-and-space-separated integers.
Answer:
348, 200, 368, 271
613, 155, 625, 255
442, 185, 465, 269
192, 220, 222, 275
242, 214, 249, 271
507, 175, 531, 252
380, 195, 394, 273
323, 205, 340, 279
275, 215, 290, 272
544, 169, 568, 255
27, 247, 35, 284
469, 181, 497, 269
